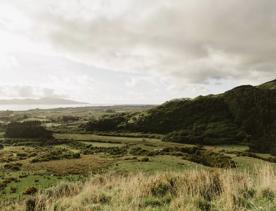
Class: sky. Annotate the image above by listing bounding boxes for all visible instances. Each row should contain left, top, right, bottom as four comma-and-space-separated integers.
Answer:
0, 0, 275, 104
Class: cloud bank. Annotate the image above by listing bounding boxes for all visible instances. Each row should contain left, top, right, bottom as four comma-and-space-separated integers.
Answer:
0, 0, 275, 103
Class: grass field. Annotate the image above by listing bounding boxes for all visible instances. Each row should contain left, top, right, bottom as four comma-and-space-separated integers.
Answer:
6, 165, 276, 211
0, 106, 275, 210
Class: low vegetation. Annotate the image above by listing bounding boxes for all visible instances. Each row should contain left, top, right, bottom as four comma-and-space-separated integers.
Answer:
31, 148, 80, 163
5, 121, 53, 140
7, 165, 276, 211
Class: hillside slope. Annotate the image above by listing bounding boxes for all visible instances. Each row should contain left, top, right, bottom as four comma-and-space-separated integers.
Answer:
85, 80, 276, 152
258, 79, 276, 90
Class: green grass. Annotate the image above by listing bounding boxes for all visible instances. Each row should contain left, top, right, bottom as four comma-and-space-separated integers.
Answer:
55, 133, 161, 144
2, 131, 276, 207
112, 156, 205, 173
2, 174, 58, 201
1, 173, 84, 201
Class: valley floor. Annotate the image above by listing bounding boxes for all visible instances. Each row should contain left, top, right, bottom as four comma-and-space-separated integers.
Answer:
1, 132, 276, 210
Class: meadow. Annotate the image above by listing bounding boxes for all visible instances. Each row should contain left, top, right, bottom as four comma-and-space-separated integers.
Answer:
0, 106, 275, 210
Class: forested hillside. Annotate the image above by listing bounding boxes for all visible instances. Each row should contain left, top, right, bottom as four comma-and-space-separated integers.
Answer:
85, 80, 276, 153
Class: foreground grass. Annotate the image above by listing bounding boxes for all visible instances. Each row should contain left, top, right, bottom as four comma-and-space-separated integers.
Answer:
5, 165, 276, 211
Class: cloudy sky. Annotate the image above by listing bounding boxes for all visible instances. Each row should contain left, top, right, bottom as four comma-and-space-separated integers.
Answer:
0, 0, 275, 104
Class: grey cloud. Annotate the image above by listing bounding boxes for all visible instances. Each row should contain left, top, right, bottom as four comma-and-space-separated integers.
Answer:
5, 0, 276, 87
17, 86, 34, 97
0, 85, 63, 99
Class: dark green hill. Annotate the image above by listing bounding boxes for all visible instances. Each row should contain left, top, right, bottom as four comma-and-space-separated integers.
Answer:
258, 79, 276, 90
85, 80, 276, 153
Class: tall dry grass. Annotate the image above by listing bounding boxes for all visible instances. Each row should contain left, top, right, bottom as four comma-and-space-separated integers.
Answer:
6, 165, 276, 211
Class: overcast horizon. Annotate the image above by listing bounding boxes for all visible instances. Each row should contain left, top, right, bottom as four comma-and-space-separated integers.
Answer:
0, 0, 275, 104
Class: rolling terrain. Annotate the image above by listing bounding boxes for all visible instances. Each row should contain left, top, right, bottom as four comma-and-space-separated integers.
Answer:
0, 80, 275, 210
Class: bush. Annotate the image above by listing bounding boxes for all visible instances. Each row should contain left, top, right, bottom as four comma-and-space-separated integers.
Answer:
85, 113, 132, 131
183, 150, 236, 168
139, 157, 150, 162
149, 177, 177, 197
262, 188, 275, 201
25, 197, 36, 211
24, 187, 38, 195
197, 199, 211, 211
129, 147, 149, 156
10, 187, 17, 193
5, 121, 53, 139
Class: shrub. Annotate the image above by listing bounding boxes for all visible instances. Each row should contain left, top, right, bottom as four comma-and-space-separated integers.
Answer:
24, 187, 38, 195
5, 121, 53, 139
10, 187, 17, 193
139, 157, 150, 162
129, 147, 149, 156
200, 173, 222, 200
25, 197, 36, 211
183, 150, 236, 168
149, 177, 177, 197
93, 193, 111, 204
143, 198, 162, 207
197, 199, 211, 211
85, 113, 131, 131
262, 188, 275, 201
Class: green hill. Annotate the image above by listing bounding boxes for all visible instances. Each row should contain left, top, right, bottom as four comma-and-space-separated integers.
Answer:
258, 79, 276, 90
85, 80, 276, 153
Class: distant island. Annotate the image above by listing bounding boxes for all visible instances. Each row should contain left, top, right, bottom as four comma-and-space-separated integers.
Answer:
0, 97, 88, 105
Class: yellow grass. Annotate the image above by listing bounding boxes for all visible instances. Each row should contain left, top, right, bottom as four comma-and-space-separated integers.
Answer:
5, 165, 276, 211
